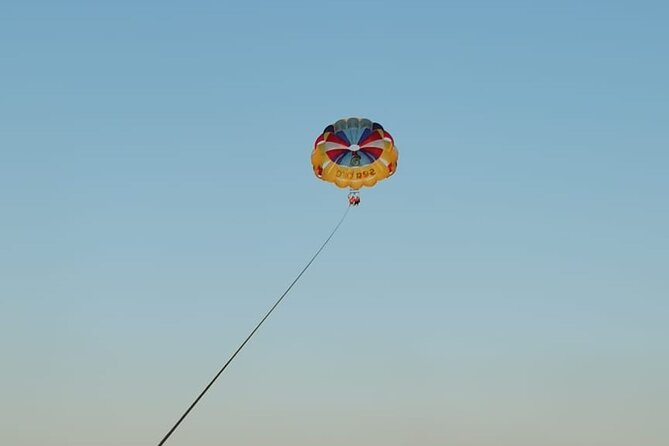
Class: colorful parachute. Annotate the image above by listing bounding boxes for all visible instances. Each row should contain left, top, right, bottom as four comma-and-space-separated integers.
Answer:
311, 118, 398, 190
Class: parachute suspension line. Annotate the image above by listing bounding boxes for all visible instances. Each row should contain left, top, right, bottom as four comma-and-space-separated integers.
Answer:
157, 204, 353, 446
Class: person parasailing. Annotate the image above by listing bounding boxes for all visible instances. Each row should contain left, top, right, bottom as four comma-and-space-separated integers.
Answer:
155, 117, 399, 446
348, 190, 361, 206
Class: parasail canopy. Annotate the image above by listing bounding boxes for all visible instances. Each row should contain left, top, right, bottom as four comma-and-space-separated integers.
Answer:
311, 117, 398, 190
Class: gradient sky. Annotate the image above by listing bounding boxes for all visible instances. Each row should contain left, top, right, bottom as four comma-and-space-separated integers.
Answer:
1, 1, 668, 445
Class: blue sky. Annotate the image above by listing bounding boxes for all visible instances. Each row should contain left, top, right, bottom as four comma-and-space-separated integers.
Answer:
1, 1, 668, 445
